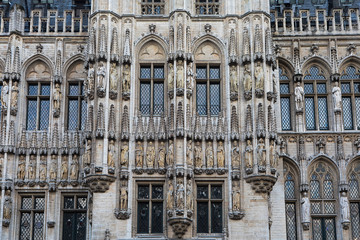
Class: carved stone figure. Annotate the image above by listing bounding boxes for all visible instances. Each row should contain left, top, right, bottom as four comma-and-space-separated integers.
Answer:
17, 155, 26, 180
27, 155, 36, 181
194, 141, 203, 168
146, 141, 155, 168
186, 181, 193, 211
257, 138, 266, 167
53, 83, 61, 112
245, 140, 253, 169
176, 179, 185, 209
232, 182, 241, 211
269, 139, 278, 168
120, 186, 128, 210
97, 62, 106, 89
232, 141, 240, 169
61, 155, 69, 180
255, 62, 264, 90
332, 81, 342, 112
340, 192, 350, 222
301, 192, 310, 223
186, 140, 193, 166
168, 63, 174, 90
120, 143, 129, 167
50, 155, 57, 181
1, 81, 9, 108
135, 141, 143, 168
122, 64, 130, 93
295, 82, 304, 112
39, 156, 47, 181
176, 60, 184, 89
83, 139, 92, 167
70, 155, 79, 181
3, 190, 12, 220
110, 63, 118, 92
108, 140, 116, 168
166, 140, 174, 167
243, 64, 252, 92
206, 142, 214, 168
86, 65, 95, 93
186, 62, 194, 90
230, 65, 238, 93
217, 141, 225, 168
158, 141, 166, 168
167, 180, 174, 209
10, 81, 18, 109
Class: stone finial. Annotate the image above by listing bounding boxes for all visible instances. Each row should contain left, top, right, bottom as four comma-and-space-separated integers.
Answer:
245, 105, 253, 139
204, 24, 211, 33
168, 103, 175, 136
98, 24, 107, 60
242, 27, 250, 62
110, 27, 120, 62
293, 47, 301, 74
205, 112, 213, 140
30, 131, 37, 149
87, 27, 96, 60
123, 29, 131, 63
4, 45, 11, 78
336, 135, 345, 161
177, 23, 184, 52
186, 26, 192, 55
231, 106, 239, 140
52, 123, 59, 149
19, 127, 26, 149
85, 105, 94, 133
12, 47, 21, 78
194, 113, 202, 140
216, 111, 225, 140
147, 114, 155, 140
256, 103, 265, 138
54, 50, 62, 83
254, 25, 263, 57
229, 29, 236, 57
135, 111, 144, 140
108, 104, 116, 140
8, 121, 15, 147
96, 103, 105, 138
176, 101, 184, 136
298, 136, 306, 161
121, 105, 130, 140
169, 26, 175, 54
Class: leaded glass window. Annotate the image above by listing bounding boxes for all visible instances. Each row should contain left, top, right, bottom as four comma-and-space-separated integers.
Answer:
67, 82, 86, 130
197, 184, 223, 234
340, 66, 360, 130
348, 162, 360, 238
309, 162, 337, 239
26, 83, 50, 130
279, 67, 292, 130
19, 195, 45, 240
137, 183, 164, 234
195, 0, 220, 15
303, 66, 329, 130
62, 195, 87, 240
141, 0, 165, 15
196, 65, 221, 116
284, 162, 298, 240
139, 65, 164, 116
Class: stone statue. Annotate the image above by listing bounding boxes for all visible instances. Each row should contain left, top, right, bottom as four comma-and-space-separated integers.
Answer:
194, 141, 203, 168
167, 180, 174, 209
206, 142, 214, 168
17, 155, 26, 180
269, 139, 278, 168
1, 81, 8, 108
120, 186, 128, 210
217, 141, 225, 168
176, 179, 185, 209
186, 181, 193, 211
295, 82, 304, 112
332, 81, 342, 112
120, 143, 129, 167
186, 140, 193, 166
230, 65, 238, 93
243, 64, 252, 92
3, 190, 12, 220
122, 64, 131, 93
39, 156, 47, 181
83, 139, 92, 167
166, 140, 174, 167
70, 155, 79, 181
255, 62, 264, 90
97, 62, 106, 89
232, 182, 241, 211
168, 63, 174, 90
86, 65, 95, 93
10, 81, 19, 109
27, 155, 36, 181
257, 138, 266, 167
186, 62, 194, 90
340, 192, 350, 222
61, 155, 68, 180
176, 60, 184, 89
53, 83, 62, 112
231, 141, 240, 169
50, 155, 57, 181
135, 141, 143, 168
301, 192, 310, 223
245, 140, 253, 169
158, 141, 166, 168
110, 63, 118, 92
146, 141, 155, 168
108, 140, 116, 168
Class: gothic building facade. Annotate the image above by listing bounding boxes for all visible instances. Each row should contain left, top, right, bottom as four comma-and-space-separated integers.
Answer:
0, 0, 359, 239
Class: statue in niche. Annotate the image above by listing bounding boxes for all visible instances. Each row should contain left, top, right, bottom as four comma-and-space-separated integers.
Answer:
295, 82, 304, 112
167, 180, 174, 209
61, 155, 69, 180
186, 62, 194, 90
168, 63, 174, 90
83, 139, 92, 167
3, 190, 12, 221
50, 155, 57, 181
301, 191, 310, 224
206, 142, 214, 168
108, 140, 116, 168
332, 81, 342, 112
120, 185, 128, 210
245, 140, 253, 169
1, 81, 8, 109
176, 60, 184, 89
109, 63, 118, 92
146, 141, 155, 168
243, 64, 252, 92
176, 179, 185, 209
135, 141, 143, 168
27, 155, 36, 181
158, 141, 166, 168
10, 81, 19, 109
194, 141, 203, 168
217, 141, 225, 168
17, 155, 26, 180
97, 62, 106, 90
186, 181, 193, 211
232, 181, 241, 211
186, 140, 193, 166
230, 65, 238, 93
0, 154, 3, 178
122, 64, 131, 93
120, 143, 129, 167
53, 83, 62, 114
70, 155, 79, 181
269, 139, 278, 168
39, 156, 47, 181
86, 65, 95, 94
255, 62, 264, 90
231, 141, 240, 169
340, 192, 350, 222
257, 138, 266, 167
166, 140, 174, 167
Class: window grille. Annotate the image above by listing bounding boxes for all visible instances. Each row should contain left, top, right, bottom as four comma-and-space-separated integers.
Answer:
19, 196, 45, 240
67, 82, 86, 130
348, 163, 360, 239
279, 68, 292, 130
141, 0, 165, 15
284, 164, 298, 240
26, 83, 50, 130
195, 0, 220, 15
62, 195, 87, 240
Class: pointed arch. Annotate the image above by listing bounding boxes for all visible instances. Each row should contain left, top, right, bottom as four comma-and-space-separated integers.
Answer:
22, 54, 54, 78
135, 35, 168, 60
301, 56, 332, 75
192, 35, 225, 60
62, 54, 86, 77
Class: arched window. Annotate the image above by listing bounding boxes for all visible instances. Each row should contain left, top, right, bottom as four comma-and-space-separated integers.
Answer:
309, 162, 337, 239
348, 161, 360, 239
303, 66, 329, 130
284, 162, 299, 240
194, 41, 222, 116
25, 61, 51, 130
340, 65, 360, 130
279, 67, 292, 131
66, 61, 87, 130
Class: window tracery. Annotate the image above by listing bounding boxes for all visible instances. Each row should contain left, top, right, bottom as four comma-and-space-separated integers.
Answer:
141, 0, 165, 15
279, 67, 292, 131
348, 161, 360, 239
284, 162, 299, 240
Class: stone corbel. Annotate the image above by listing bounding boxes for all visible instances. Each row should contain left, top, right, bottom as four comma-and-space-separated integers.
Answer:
293, 73, 303, 83
168, 217, 192, 239
84, 174, 116, 193
245, 175, 277, 194
229, 210, 245, 220
114, 208, 131, 220
331, 73, 340, 82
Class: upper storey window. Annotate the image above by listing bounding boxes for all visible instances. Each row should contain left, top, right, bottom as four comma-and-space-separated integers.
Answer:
195, 0, 220, 15
279, 67, 292, 131
141, 0, 165, 15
